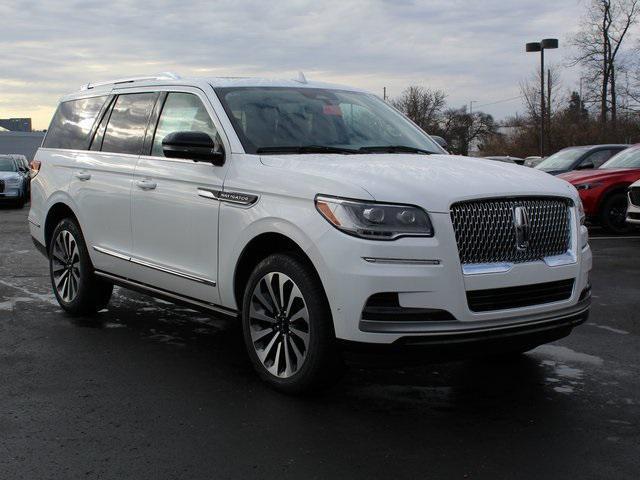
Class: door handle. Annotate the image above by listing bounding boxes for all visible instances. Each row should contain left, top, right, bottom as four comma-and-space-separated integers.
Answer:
75, 171, 91, 181
136, 179, 157, 190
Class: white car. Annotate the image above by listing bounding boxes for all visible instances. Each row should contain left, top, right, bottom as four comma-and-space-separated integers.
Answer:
29, 74, 592, 392
628, 180, 640, 225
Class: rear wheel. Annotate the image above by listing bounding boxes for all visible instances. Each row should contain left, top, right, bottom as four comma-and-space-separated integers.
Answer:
241, 253, 341, 394
600, 193, 631, 234
49, 218, 113, 315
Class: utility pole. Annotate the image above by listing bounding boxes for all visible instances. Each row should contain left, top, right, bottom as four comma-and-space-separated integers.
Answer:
526, 38, 558, 157
547, 68, 552, 151
383, 87, 387, 101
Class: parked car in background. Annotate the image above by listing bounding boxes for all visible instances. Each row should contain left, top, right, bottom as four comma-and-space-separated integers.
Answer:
524, 156, 544, 168
29, 74, 591, 393
5, 154, 31, 197
0, 155, 30, 208
559, 145, 640, 234
484, 155, 524, 165
430, 135, 448, 151
536, 144, 628, 175
626, 179, 640, 226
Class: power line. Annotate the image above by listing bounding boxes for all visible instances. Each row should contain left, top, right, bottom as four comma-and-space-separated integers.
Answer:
474, 95, 524, 109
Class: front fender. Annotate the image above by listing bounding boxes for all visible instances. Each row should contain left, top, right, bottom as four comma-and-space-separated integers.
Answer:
217, 195, 333, 310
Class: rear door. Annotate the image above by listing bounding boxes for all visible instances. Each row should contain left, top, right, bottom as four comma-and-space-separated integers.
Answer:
71, 92, 159, 278
129, 88, 230, 304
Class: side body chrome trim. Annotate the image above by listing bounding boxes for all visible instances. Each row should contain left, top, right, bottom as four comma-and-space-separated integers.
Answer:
28, 218, 41, 228
92, 246, 216, 286
197, 187, 258, 206
94, 270, 236, 317
363, 257, 441, 265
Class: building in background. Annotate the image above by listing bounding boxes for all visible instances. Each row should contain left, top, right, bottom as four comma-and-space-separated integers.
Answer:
0, 118, 32, 132
0, 131, 45, 160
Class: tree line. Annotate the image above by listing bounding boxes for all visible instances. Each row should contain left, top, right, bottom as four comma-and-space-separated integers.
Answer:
392, 0, 640, 158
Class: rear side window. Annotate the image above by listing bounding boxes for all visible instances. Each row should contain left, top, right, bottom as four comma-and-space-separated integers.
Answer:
101, 93, 158, 155
43, 96, 108, 150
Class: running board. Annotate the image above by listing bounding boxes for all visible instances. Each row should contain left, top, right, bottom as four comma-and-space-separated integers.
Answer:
94, 270, 237, 318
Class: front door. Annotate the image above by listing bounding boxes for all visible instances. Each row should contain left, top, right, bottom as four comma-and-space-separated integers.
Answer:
130, 90, 229, 304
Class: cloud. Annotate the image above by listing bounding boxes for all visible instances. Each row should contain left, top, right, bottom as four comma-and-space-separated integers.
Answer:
1, 0, 584, 129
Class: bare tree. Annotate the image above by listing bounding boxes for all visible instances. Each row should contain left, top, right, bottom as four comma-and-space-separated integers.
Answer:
570, 0, 639, 130
391, 86, 446, 133
441, 107, 496, 156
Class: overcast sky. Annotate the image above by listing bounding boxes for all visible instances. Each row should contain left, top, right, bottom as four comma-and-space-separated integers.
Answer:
1, 0, 587, 129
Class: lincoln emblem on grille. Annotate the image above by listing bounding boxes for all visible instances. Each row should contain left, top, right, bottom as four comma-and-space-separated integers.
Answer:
513, 206, 531, 250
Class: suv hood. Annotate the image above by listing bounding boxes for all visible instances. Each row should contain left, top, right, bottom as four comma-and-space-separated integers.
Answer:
558, 168, 639, 184
260, 153, 576, 213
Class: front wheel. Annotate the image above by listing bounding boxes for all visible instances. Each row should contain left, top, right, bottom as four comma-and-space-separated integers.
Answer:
241, 253, 341, 394
49, 218, 113, 315
600, 193, 631, 234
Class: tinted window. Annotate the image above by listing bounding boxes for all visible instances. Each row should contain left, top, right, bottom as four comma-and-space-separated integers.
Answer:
90, 98, 115, 151
582, 149, 618, 168
101, 93, 158, 155
43, 96, 108, 150
0, 158, 17, 172
151, 93, 221, 157
536, 147, 589, 171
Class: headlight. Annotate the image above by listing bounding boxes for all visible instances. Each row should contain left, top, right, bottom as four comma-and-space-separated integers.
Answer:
575, 182, 603, 191
315, 195, 433, 240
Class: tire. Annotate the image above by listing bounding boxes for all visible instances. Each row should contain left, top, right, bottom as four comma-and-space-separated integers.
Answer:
49, 218, 113, 315
241, 253, 341, 394
600, 192, 631, 234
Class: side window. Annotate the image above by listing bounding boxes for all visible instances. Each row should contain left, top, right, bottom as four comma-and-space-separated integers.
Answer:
43, 96, 108, 150
151, 93, 221, 157
582, 149, 617, 168
90, 97, 115, 151
101, 93, 158, 155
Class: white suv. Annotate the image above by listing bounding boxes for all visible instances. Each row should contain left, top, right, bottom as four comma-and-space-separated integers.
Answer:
29, 74, 592, 392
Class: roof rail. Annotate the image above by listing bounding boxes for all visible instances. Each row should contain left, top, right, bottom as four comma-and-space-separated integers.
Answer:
80, 72, 181, 90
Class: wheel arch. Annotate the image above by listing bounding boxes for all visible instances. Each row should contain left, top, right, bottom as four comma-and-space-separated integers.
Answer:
232, 231, 329, 314
44, 202, 81, 253
596, 183, 632, 217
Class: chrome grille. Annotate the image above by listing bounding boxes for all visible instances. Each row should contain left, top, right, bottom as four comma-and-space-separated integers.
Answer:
630, 188, 640, 207
450, 197, 572, 264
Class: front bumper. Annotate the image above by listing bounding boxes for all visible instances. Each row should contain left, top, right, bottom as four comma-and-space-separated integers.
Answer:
627, 194, 640, 224
314, 210, 592, 345
340, 298, 589, 365
0, 187, 22, 200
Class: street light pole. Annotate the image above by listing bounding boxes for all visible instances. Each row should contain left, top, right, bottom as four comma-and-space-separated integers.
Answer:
526, 38, 558, 157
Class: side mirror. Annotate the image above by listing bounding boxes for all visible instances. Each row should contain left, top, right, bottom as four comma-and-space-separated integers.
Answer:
162, 131, 225, 166
431, 135, 448, 150
576, 161, 594, 170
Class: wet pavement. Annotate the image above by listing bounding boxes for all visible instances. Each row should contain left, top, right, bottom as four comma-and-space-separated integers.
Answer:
1, 205, 639, 479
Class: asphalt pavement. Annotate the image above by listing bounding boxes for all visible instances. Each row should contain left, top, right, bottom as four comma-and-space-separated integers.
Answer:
1, 205, 639, 479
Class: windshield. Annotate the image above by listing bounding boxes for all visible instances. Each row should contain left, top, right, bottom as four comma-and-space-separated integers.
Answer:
215, 87, 443, 155
536, 147, 589, 170
0, 158, 17, 172
600, 147, 640, 169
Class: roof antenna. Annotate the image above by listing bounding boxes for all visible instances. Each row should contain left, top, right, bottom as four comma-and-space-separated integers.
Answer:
295, 71, 307, 84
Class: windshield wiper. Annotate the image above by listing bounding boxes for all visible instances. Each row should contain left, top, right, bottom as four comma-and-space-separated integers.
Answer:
256, 145, 359, 154
358, 145, 435, 155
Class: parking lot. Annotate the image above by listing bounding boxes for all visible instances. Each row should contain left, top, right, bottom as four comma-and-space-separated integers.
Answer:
0, 205, 639, 479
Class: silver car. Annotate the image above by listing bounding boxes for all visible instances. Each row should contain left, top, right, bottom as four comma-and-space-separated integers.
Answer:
0, 155, 29, 208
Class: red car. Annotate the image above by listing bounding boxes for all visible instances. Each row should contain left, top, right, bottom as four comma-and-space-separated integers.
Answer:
559, 145, 640, 234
